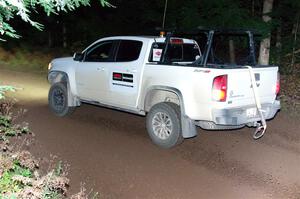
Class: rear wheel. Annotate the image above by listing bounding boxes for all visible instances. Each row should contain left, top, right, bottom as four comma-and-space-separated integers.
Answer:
48, 82, 75, 117
146, 102, 183, 148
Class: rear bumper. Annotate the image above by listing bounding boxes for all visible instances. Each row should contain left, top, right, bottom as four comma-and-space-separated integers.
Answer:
211, 100, 280, 125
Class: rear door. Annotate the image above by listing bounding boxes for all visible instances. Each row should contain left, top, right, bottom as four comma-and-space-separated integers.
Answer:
107, 39, 145, 108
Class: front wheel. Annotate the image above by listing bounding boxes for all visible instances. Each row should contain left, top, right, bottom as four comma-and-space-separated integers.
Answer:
146, 102, 183, 148
48, 82, 75, 117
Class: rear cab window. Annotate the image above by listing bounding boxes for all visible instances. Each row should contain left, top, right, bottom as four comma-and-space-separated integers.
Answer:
149, 38, 201, 64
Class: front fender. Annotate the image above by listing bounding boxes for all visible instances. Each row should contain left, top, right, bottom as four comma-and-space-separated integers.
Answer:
48, 71, 68, 85
48, 71, 80, 107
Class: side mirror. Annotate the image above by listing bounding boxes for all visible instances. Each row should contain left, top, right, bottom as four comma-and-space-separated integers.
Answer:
73, 52, 84, 61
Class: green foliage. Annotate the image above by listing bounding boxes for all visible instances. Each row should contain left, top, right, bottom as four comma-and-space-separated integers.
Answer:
54, 161, 63, 176
0, 171, 22, 195
143, 0, 267, 32
270, 0, 300, 69
0, 99, 94, 198
0, 115, 11, 128
12, 161, 33, 178
0, 47, 54, 73
0, 114, 29, 141
0, 86, 16, 99
0, 0, 114, 40
42, 189, 61, 199
0, 161, 33, 195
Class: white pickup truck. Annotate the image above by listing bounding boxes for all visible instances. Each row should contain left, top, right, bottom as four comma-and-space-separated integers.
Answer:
47, 30, 280, 148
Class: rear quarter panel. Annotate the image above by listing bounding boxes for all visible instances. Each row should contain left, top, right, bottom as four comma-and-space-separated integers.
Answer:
142, 65, 225, 121
141, 65, 279, 121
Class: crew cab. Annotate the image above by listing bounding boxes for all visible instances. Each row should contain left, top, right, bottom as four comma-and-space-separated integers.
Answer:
47, 29, 280, 148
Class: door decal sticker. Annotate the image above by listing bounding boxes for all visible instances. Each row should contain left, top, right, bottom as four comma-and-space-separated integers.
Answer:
112, 83, 134, 88
110, 71, 136, 93
112, 72, 133, 83
113, 72, 122, 81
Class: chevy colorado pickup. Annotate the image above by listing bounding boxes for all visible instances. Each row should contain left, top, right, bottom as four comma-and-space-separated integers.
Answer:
47, 29, 280, 148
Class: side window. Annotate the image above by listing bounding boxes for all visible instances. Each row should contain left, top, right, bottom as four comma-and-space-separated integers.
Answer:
149, 43, 201, 62
116, 40, 143, 62
149, 43, 183, 62
85, 41, 114, 62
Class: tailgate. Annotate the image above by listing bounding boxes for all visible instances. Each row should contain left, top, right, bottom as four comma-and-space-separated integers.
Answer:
226, 66, 278, 106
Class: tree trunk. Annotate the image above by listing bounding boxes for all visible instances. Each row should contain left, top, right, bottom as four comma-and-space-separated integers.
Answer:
251, 0, 255, 17
291, 14, 299, 70
275, 24, 282, 64
258, 0, 274, 65
48, 31, 52, 48
229, 39, 235, 64
62, 23, 67, 48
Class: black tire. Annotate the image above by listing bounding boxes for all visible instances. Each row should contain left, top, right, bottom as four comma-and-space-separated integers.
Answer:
48, 82, 75, 117
146, 102, 183, 148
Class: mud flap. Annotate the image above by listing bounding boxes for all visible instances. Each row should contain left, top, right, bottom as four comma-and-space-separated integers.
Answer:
181, 114, 197, 138
67, 82, 80, 107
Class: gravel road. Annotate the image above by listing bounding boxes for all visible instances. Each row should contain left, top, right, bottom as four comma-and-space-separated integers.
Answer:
1, 69, 299, 199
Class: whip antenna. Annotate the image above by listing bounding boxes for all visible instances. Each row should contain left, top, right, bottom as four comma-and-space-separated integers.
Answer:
162, 0, 168, 29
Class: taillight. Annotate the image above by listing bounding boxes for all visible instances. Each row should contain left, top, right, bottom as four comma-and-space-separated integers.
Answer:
212, 75, 228, 102
276, 72, 280, 95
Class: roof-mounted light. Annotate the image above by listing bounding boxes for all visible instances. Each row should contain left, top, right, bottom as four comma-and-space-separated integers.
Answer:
170, 38, 183, 45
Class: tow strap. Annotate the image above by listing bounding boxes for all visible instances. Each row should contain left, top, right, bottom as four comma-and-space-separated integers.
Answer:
244, 65, 267, 139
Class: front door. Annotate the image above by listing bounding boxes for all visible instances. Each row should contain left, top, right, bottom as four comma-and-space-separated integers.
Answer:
75, 40, 115, 102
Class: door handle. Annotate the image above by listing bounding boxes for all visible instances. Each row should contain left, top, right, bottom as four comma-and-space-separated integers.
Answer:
97, 67, 105, 71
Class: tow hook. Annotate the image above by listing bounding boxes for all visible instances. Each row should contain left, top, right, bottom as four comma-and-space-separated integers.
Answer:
253, 120, 267, 139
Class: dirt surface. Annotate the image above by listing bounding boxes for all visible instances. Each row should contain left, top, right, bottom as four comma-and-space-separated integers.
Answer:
1, 68, 300, 199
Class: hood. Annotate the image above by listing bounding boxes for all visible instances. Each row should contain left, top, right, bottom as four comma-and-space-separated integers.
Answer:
52, 57, 73, 65
49, 57, 74, 72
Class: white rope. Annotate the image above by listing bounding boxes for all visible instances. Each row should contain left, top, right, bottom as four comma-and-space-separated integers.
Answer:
244, 65, 267, 139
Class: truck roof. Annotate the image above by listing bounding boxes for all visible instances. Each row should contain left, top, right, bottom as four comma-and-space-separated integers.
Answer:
92, 36, 197, 45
